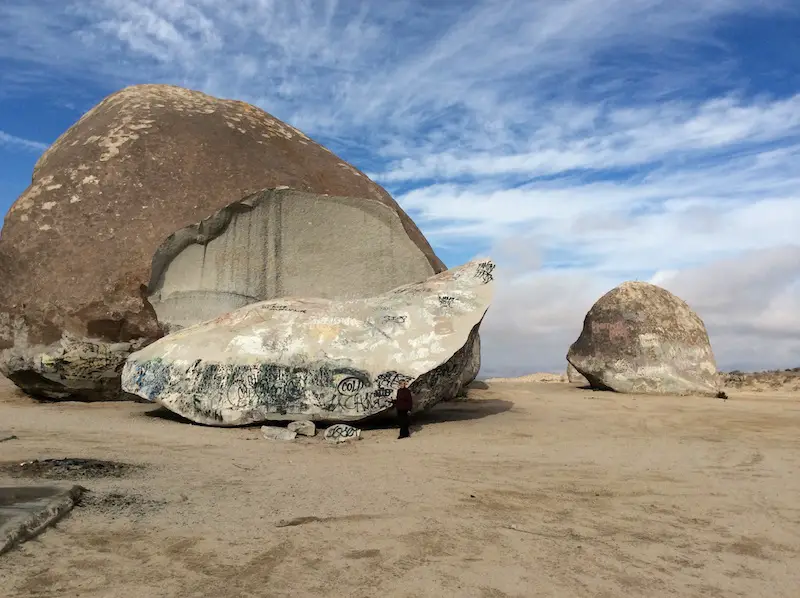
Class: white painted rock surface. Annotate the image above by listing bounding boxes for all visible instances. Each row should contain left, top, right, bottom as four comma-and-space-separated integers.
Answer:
121, 259, 494, 426
567, 281, 719, 395
261, 426, 297, 441
324, 424, 361, 443
288, 421, 316, 437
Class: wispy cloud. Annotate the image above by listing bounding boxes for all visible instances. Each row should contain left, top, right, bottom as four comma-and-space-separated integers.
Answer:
0, 130, 48, 152
0, 0, 799, 373
374, 94, 800, 183
2, 1, 797, 141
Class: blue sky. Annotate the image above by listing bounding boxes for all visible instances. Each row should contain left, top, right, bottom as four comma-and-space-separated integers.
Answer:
1, 0, 800, 376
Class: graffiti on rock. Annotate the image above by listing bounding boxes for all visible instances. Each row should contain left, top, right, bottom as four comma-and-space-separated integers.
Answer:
382, 314, 407, 325
264, 304, 308, 314
36, 338, 132, 381
438, 295, 455, 309
124, 358, 419, 419
325, 424, 360, 441
320, 369, 414, 414
320, 392, 392, 413
337, 376, 366, 396
375, 370, 414, 389
474, 261, 495, 284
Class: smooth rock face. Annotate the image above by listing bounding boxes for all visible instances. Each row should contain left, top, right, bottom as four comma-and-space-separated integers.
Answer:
0, 83, 445, 400
261, 426, 297, 441
121, 259, 494, 426
288, 421, 316, 437
567, 281, 719, 395
566, 362, 588, 385
147, 188, 440, 333
324, 424, 361, 443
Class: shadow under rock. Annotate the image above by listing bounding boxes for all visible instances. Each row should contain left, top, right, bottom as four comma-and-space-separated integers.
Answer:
141, 396, 514, 431
143, 406, 199, 425
467, 380, 490, 390
357, 397, 514, 431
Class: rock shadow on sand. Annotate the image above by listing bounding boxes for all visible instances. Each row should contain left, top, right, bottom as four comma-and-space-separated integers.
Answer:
141, 396, 513, 432
143, 406, 198, 425
356, 397, 514, 431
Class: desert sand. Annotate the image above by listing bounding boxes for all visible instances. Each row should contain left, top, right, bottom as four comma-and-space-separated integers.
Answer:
1, 375, 799, 598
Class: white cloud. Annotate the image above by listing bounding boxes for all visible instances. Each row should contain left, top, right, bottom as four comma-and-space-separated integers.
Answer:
375, 94, 800, 183
0, 0, 799, 374
0, 130, 48, 152
405, 143, 800, 375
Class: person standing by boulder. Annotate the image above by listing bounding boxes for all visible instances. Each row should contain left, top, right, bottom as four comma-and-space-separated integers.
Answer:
392, 382, 414, 439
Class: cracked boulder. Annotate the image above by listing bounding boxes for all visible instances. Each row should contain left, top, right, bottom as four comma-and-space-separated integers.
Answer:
0, 83, 451, 400
567, 281, 719, 395
121, 259, 495, 426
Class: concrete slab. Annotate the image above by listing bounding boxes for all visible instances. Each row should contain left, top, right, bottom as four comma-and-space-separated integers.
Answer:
0, 485, 85, 556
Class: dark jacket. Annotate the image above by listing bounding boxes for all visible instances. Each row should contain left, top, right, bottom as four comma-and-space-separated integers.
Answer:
394, 388, 413, 411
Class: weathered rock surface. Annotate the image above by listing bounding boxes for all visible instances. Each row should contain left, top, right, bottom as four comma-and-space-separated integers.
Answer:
324, 424, 362, 443
287, 421, 316, 437
567, 281, 719, 395
0, 83, 447, 401
261, 426, 297, 441
121, 259, 495, 426
566, 362, 588, 385
147, 188, 441, 333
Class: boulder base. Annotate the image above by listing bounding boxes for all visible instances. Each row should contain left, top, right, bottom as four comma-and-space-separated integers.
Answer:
567, 281, 719, 395
121, 259, 494, 426
566, 362, 589, 385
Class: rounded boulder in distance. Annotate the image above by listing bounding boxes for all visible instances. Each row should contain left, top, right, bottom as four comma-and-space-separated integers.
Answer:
567, 281, 719, 395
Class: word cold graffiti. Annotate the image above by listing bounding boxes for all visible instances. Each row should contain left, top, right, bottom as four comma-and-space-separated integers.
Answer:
337, 376, 365, 396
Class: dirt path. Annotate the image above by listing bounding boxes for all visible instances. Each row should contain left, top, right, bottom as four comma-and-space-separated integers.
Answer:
1, 377, 799, 597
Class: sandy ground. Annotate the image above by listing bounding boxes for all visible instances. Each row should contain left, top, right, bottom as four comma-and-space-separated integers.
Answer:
1, 376, 799, 598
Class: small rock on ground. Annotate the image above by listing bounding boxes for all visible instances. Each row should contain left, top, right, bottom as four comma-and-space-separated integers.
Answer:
288, 421, 316, 437
323, 424, 361, 443
261, 426, 297, 441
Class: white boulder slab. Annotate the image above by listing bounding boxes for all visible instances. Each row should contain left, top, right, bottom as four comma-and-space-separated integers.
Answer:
121, 259, 494, 426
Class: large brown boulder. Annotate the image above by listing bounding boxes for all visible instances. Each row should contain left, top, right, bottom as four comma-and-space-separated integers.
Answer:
0, 84, 461, 401
567, 281, 719, 395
